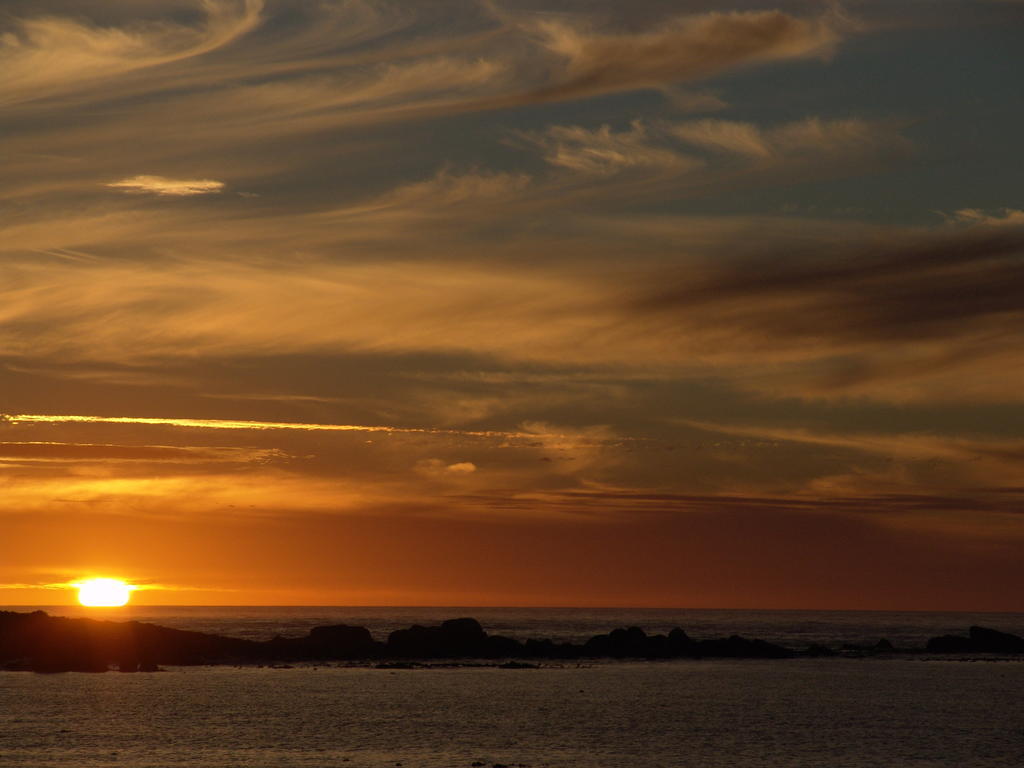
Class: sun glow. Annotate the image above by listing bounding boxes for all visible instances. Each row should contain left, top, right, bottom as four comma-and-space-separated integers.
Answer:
76, 578, 134, 607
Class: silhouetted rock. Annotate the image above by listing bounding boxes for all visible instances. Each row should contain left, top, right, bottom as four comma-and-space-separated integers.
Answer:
387, 617, 503, 658
387, 624, 446, 658
645, 633, 671, 658
926, 634, 973, 653
8, 609, 1016, 671
968, 626, 1024, 653
486, 635, 524, 658
283, 624, 381, 659
925, 626, 1024, 654
524, 638, 559, 658
585, 626, 651, 658
696, 635, 792, 659
442, 617, 486, 641
382, 617, 532, 659
667, 627, 695, 655
576, 624, 793, 660
0, 609, 264, 672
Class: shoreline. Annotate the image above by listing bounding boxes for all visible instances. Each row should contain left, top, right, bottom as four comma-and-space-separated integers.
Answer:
3, 610, 1024, 673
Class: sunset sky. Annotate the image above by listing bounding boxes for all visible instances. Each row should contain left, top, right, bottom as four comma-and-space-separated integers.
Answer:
2, 0, 1022, 609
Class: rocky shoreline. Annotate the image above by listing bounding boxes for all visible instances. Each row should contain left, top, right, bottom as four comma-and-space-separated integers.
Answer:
1, 610, 1022, 673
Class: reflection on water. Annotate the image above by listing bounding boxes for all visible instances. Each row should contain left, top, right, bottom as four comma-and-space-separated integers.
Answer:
1, 659, 1022, 767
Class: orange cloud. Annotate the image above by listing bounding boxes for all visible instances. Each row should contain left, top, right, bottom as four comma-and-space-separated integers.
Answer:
529, 121, 702, 176
1, 210, 1020, 404
0, 440, 283, 464
5, 412, 567, 441
524, 9, 842, 103
667, 117, 910, 161
0, 0, 264, 106
107, 176, 225, 196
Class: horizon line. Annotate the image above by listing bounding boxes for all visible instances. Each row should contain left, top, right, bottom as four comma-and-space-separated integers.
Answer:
3, 604, 1022, 614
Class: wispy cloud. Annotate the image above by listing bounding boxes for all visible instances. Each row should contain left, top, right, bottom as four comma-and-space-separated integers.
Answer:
520, 116, 908, 184
3, 413, 598, 443
0, 211, 1019, 403
675, 419, 1024, 496
528, 121, 701, 176
521, 9, 843, 104
0, 3, 850, 165
946, 207, 1024, 227
2, 0, 1022, 605
0, 0, 264, 107
0, 579, 216, 594
0, 441, 284, 464
106, 175, 225, 196
667, 117, 910, 161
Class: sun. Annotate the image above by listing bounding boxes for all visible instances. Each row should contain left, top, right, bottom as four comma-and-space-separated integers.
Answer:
76, 578, 135, 607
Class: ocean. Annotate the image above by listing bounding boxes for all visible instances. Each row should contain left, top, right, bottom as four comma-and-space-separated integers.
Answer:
2, 608, 1022, 767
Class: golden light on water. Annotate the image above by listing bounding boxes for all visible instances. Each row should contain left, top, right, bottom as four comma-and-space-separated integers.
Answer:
76, 578, 134, 607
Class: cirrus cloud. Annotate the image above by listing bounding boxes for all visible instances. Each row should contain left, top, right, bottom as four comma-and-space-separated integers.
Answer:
0, 0, 264, 107
106, 175, 225, 196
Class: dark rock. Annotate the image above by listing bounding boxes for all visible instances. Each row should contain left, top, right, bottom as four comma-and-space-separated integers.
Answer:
524, 638, 555, 657
644, 633, 671, 659
486, 635, 524, 658
442, 617, 485, 640
305, 624, 379, 658
21, 609, 1006, 669
523, 637, 581, 659
968, 626, 1024, 653
926, 626, 1024, 654
926, 634, 974, 653
1, 609, 264, 671
695, 635, 792, 659
387, 625, 445, 658
667, 627, 695, 655
387, 618, 523, 659
584, 626, 649, 658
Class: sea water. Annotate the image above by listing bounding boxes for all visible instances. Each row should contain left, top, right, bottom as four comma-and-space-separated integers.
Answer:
2, 608, 1023, 767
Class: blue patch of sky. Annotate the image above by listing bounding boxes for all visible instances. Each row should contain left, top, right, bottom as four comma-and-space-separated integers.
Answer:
688, 20, 1024, 224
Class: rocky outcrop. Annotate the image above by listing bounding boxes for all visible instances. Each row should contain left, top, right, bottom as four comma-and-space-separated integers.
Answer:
926, 634, 973, 653
579, 626, 791, 659
385, 618, 525, 660
967, 626, 1024, 653
269, 624, 382, 660
0, 610, 262, 672
583, 626, 653, 658
0, 611, 797, 670
926, 626, 1024, 654
4, 610, 1021, 672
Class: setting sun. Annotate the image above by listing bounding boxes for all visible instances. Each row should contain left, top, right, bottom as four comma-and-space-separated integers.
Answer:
76, 578, 134, 607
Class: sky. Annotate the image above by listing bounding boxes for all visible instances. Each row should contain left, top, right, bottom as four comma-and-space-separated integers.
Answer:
1, 0, 1022, 609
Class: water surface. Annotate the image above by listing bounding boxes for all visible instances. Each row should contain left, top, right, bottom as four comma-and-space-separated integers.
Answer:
2, 659, 1022, 767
